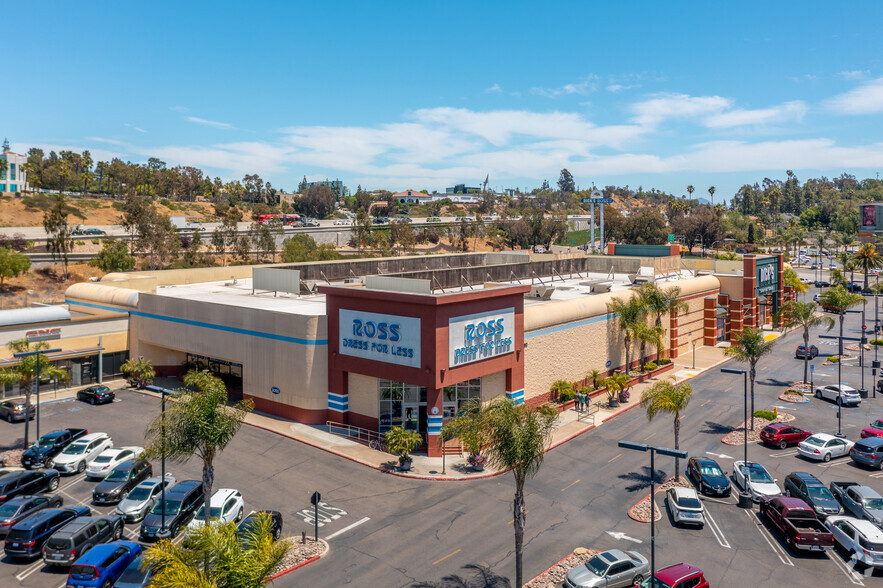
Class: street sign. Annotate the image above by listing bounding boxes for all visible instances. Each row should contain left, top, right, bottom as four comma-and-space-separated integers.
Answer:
311, 491, 321, 506
310, 491, 321, 541
581, 198, 613, 204
668, 234, 674, 243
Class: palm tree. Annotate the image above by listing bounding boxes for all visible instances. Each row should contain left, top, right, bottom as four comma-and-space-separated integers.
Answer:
482, 397, 558, 588
607, 294, 647, 371
686, 185, 694, 200
640, 378, 693, 479
143, 514, 287, 588
783, 267, 808, 298
775, 301, 834, 385
121, 356, 156, 389
412, 563, 511, 588
725, 328, 776, 429
0, 339, 69, 449
634, 322, 666, 365
819, 286, 867, 357
142, 370, 254, 529
707, 186, 716, 207
637, 283, 689, 358
852, 243, 883, 290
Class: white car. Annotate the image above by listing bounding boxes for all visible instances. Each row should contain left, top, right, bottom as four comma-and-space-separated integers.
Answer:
815, 384, 862, 406
798, 433, 855, 462
115, 474, 177, 523
825, 515, 883, 570
187, 488, 244, 531
332, 219, 350, 225
86, 447, 144, 479
50, 432, 113, 475
733, 461, 781, 501
665, 487, 705, 527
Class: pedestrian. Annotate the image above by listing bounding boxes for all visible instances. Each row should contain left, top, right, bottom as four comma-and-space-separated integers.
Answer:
577, 391, 585, 412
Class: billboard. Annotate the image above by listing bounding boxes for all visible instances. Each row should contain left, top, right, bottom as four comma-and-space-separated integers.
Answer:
862, 205, 877, 228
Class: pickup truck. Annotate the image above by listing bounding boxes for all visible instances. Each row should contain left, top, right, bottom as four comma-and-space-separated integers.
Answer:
21, 428, 88, 470
831, 481, 883, 526
759, 496, 834, 551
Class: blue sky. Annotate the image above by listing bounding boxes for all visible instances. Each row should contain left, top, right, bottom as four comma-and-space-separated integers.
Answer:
8, 1, 883, 200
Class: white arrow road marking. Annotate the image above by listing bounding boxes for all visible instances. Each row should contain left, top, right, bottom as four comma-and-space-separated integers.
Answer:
703, 508, 731, 548
743, 510, 793, 566
827, 550, 865, 585
706, 452, 734, 459
605, 530, 643, 543
325, 516, 371, 540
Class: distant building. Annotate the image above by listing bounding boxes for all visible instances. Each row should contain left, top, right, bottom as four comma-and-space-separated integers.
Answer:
445, 184, 481, 195
0, 152, 28, 193
394, 190, 432, 204
307, 179, 345, 198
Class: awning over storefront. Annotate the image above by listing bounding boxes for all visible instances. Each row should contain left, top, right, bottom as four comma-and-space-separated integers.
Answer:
0, 346, 105, 367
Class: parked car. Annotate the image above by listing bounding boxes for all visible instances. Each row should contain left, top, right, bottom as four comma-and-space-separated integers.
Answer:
794, 345, 819, 359
783, 472, 842, 517
0, 469, 61, 501
813, 293, 822, 303
86, 447, 143, 479
830, 481, 883, 526
637, 563, 708, 588
760, 423, 812, 449
237, 510, 283, 542
533, 245, 546, 253
187, 488, 244, 531
139, 480, 202, 540
797, 433, 854, 462
0, 494, 63, 537
814, 384, 861, 406
733, 461, 781, 501
665, 487, 705, 527
93, 459, 153, 505
686, 457, 730, 497
42, 515, 124, 567
76, 386, 115, 405
815, 280, 831, 288
4, 506, 90, 559
825, 515, 883, 571
51, 432, 113, 475
114, 554, 156, 588
849, 437, 883, 470
563, 548, 649, 588
0, 400, 35, 423
115, 474, 177, 523
21, 428, 89, 469
861, 419, 883, 439
66, 540, 143, 588
846, 283, 863, 293
759, 496, 834, 551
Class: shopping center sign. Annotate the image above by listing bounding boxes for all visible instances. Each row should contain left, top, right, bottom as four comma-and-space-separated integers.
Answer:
339, 309, 421, 368
756, 257, 778, 295
449, 308, 515, 367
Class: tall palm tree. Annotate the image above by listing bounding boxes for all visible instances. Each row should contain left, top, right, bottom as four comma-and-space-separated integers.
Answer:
707, 186, 716, 207
640, 379, 693, 479
607, 294, 647, 371
635, 322, 666, 365
482, 397, 558, 588
725, 328, 776, 429
819, 286, 867, 357
142, 370, 254, 529
686, 185, 694, 200
637, 283, 689, 359
852, 243, 883, 290
0, 339, 69, 449
775, 301, 835, 385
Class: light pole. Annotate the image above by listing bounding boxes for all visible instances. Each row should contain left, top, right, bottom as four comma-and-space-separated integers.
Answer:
618, 440, 688, 584
13, 347, 61, 443
691, 340, 696, 370
146, 385, 174, 535
721, 367, 753, 508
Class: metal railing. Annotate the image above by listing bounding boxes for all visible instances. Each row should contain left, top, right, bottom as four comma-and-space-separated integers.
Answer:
326, 420, 383, 445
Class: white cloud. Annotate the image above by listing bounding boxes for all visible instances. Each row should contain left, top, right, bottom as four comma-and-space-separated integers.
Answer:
484, 83, 502, 94
607, 83, 640, 92
825, 77, 883, 115
124, 123, 147, 133
704, 101, 807, 128
631, 93, 733, 126
532, 76, 597, 98
840, 70, 870, 80
185, 116, 235, 129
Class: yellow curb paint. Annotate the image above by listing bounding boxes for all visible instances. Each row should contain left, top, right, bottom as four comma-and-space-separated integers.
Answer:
433, 549, 462, 565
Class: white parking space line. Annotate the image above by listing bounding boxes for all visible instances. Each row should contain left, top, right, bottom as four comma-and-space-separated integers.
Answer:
703, 508, 730, 548
743, 510, 793, 566
825, 550, 865, 585
868, 472, 883, 479
58, 473, 87, 493
60, 489, 93, 508
124, 527, 139, 539
769, 450, 799, 458
15, 560, 44, 581
325, 516, 370, 540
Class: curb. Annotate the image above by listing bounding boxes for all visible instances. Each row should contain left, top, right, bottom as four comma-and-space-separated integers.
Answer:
778, 393, 810, 404
524, 551, 576, 586
266, 539, 329, 582
627, 475, 683, 523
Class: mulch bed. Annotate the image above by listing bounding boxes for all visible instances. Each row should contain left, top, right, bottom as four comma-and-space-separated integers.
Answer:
722, 413, 795, 446
790, 381, 812, 392
525, 548, 601, 588
268, 537, 328, 579
846, 343, 871, 352
627, 475, 691, 523
779, 391, 810, 403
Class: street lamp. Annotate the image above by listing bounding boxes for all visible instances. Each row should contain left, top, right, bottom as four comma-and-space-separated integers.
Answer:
721, 367, 753, 508
618, 440, 688, 584
13, 347, 61, 442
146, 385, 175, 535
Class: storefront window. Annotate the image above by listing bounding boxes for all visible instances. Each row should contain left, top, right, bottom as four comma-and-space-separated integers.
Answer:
378, 380, 427, 433
442, 378, 482, 420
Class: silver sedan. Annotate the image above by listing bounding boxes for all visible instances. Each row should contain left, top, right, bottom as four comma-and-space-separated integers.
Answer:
115, 474, 176, 523
564, 549, 649, 588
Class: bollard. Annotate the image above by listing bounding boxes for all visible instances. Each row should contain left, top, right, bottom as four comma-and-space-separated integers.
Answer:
302, 531, 306, 544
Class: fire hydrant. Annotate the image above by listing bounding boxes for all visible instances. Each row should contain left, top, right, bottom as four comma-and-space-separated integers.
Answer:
773, 406, 778, 418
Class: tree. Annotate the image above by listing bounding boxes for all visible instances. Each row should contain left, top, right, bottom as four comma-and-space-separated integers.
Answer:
280, 233, 341, 263
782, 267, 808, 297
411, 563, 510, 588
90, 239, 135, 273
353, 207, 372, 252
776, 301, 834, 385
607, 294, 647, 371
298, 185, 336, 218
724, 328, 776, 429
482, 397, 558, 588
0, 339, 69, 449
818, 286, 866, 356
640, 379, 693, 479
708, 186, 716, 207
42, 194, 74, 279
637, 283, 688, 331
121, 356, 156, 388
686, 185, 694, 200
0, 246, 31, 288
1, 138, 9, 152
557, 169, 575, 195
389, 219, 417, 255
852, 243, 883, 290
142, 371, 254, 529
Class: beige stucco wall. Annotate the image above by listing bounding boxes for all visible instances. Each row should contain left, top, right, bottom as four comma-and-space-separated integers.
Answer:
481, 370, 507, 399
348, 373, 379, 419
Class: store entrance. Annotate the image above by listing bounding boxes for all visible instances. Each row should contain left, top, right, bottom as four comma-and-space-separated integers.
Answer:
403, 403, 427, 433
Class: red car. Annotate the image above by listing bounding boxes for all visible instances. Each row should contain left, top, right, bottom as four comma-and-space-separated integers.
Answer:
638, 563, 708, 588
759, 423, 812, 449
861, 419, 883, 439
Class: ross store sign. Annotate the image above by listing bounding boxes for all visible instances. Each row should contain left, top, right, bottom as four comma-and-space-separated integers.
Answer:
449, 308, 515, 367
25, 328, 61, 342
339, 309, 421, 368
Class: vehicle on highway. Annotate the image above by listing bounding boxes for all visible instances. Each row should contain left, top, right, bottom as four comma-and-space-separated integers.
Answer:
426, 217, 441, 223
733, 461, 781, 501
0, 400, 35, 423
686, 457, 730, 496
72, 227, 106, 236
115, 474, 177, 523
187, 488, 244, 531
76, 385, 115, 405
849, 437, 883, 469
794, 345, 819, 359
93, 459, 153, 504
534, 245, 546, 253
237, 510, 283, 542
830, 481, 883, 526
860, 419, 883, 439
813, 384, 861, 406
302, 218, 320, 227
0, 494, 63, 537
42, 515, 124, 567
760, 423, 812, 449
824, 515, 883, 571
758, 496, 834, 551
665, 487, 705, 527
139, 479, 202, 540
797, 433, 854, 462
51, 432, 113, 474
66, 540, 143, 588
332, 219, 350, 225
563, 548, 649, 588
0, 469, 60, 501
637, 563, 708, 588
783, 472, 842, 517
394, 216, 413, 223
114, 554, 156, 588
22, 428, 89, 469
462, 216, 475, 222
86, 446, 143, 479
4, 506, 91, 559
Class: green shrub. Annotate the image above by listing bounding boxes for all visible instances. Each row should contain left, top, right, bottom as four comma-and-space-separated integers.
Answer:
91, 239, 100, 245
753, 410, 776, 421
559, 388, 575, 402
159, 198, 171, 207
828, 355, 839, 363
550, 379, 574, 402
644, 362, 658, 370
658, 358, 672, 365
578, 386, 592, 397
871, 339, 883, 346
75, 240, 85, 246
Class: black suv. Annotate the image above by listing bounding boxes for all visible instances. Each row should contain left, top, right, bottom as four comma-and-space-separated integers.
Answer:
795, 344, 819, 359
42, 515, 123, 566
139, 480, 202, 541
0, 470, 60, 502
93, 460, 152, 505
0, 495, 63, 537
4, 506, 90, 558
76, 386, 115, 405
784, 472, 842, 518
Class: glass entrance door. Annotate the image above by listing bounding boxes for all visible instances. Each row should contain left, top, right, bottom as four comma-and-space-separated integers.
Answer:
403, 403, 427, 433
